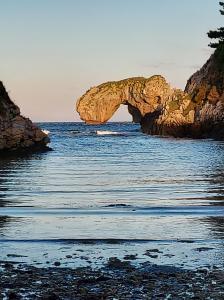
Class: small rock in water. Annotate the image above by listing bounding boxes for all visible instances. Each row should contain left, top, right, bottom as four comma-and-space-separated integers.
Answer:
54, 261, 61, 266
123, 254, 138, 260
163, 254, 175, 258
147, 249, 162, 253
107, 257, 133, 269
7, 254, 27, 258
194, 247, 214, 252
8, 291, 21, 300
144, 250, 160, 258
4, 262, 13, 269
43, 292, 59, 300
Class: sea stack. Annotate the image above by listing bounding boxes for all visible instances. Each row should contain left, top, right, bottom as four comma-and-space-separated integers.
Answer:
76, 47, 224, 139
0, 81, 50, 153
76, 75, 195, 137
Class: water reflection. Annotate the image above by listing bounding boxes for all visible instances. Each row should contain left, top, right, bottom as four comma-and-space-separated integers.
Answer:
0, 153, 46, 231
0, 123, 224, 245
208, 168, 224, 205
0, 158, 16, 207
202, 165, 224, 238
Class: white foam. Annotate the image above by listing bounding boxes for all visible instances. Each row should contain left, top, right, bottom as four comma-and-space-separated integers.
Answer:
42, 129, 50, 135
96, 130, 121, 135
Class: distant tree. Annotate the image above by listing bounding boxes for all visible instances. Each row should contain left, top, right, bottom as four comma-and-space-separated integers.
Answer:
208, 2, 224, 48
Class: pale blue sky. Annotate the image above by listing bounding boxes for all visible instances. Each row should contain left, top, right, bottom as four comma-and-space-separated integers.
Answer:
0, 0, 221, 121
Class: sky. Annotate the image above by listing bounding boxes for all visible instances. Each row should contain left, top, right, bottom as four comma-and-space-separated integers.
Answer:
0, 0, 222, 122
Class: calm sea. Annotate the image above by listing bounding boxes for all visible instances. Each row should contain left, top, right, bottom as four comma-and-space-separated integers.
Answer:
0, 122, 224, 269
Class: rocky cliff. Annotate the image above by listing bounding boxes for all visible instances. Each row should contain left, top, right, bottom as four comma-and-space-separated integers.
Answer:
184, 46, 224, 138
0, 81, 50, 153
76, 47, 224, 139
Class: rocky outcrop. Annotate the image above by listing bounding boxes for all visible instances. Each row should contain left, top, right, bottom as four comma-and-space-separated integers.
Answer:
77, 76, 174, 124
184, 46, 224, 138
76, 46, 224, 139
76, 76, 195, 136
0, 81, 50, 153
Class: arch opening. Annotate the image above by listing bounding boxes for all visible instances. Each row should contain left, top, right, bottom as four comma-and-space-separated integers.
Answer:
109, 104, 132, 122
108, 102, 142, 123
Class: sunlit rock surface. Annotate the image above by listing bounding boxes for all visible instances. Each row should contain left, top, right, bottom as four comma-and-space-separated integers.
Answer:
185, 46, 224, 139
76, 75, 194, 136
76, 47, 224, 139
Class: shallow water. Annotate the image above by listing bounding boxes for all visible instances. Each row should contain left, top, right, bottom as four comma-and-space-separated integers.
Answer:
0, 122, 224, 269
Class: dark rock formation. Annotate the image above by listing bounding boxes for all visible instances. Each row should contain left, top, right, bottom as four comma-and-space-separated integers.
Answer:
0, 81, 50, 153
76, 47, 224, 139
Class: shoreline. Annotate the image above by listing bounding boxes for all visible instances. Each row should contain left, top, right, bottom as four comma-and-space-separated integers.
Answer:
0, 239, 222, 271
1, 259, 224, 299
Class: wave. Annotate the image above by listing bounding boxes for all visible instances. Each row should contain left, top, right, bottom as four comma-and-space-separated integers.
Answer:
0, 238, 201, 244
1, 206, 224, 217
105, 204, 133, 208
69, 130, 83, 135
42, 129, 50, 135
68, 130, 130, 136
57, 129, 137, 137
96, 130, 125, 136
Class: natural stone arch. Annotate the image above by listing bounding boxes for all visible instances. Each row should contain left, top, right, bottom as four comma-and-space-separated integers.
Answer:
106, 103, 132, 122
76, 76, 173, 124
76, 75, 196, 137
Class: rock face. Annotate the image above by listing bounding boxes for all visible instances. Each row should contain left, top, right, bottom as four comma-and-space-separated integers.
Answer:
184, 46, 224, 138
76, 76, 174, 124
76, 47, 224, 139
76, 76, 194, 135
0, 81, 50, 153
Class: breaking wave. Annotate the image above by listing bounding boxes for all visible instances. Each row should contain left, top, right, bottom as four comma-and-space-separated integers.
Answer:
96, 130, 125, 136
42, 129, 50, 135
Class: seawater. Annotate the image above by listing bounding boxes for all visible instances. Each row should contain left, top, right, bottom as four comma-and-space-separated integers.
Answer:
0, 122, 224, 269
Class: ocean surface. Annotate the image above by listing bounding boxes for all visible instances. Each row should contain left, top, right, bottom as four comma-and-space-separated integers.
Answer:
0, 122, 224, 269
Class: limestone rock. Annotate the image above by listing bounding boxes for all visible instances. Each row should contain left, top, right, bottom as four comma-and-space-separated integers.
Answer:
184, 46, 224, 138
76, 76, 170, 124
0, 81, 50, 153
76, 46, 224, 139
76, 75, 194, 135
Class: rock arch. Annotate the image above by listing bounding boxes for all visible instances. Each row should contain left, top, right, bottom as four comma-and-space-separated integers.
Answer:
76, 76, 174, 124
76, 75, 197, 137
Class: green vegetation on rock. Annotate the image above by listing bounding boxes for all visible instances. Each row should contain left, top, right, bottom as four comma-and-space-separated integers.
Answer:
208, 2, 224, 48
